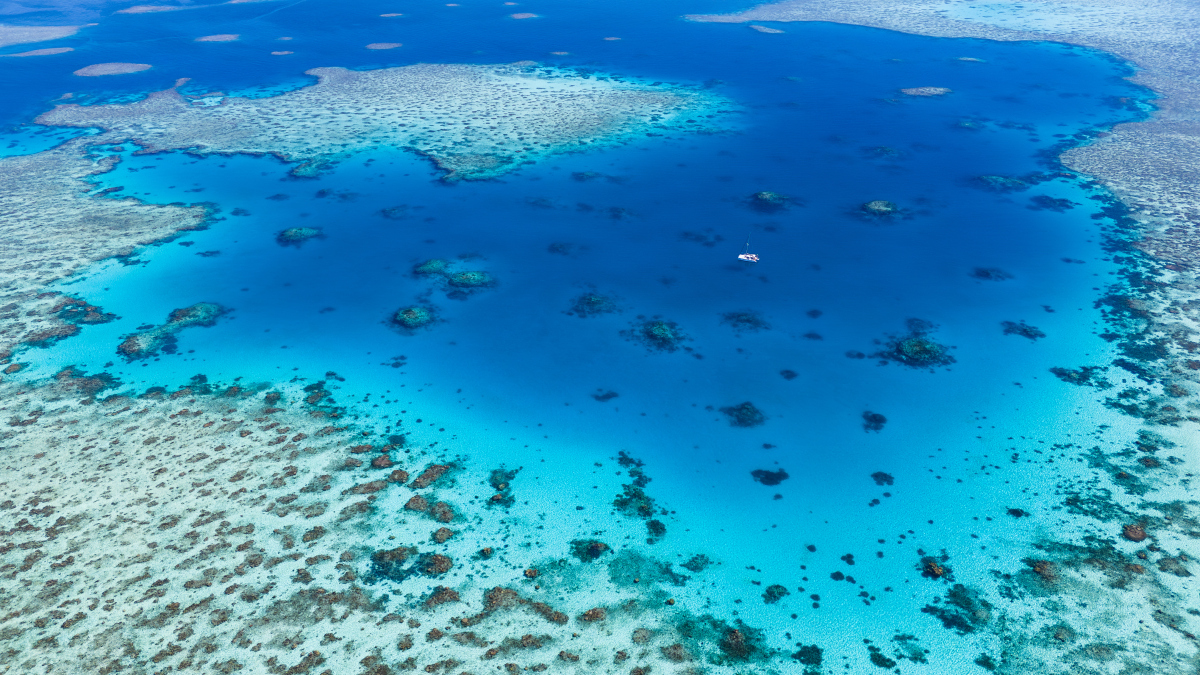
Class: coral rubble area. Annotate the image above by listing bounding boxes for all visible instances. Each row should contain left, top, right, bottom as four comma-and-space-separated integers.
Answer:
0, 375, 770, 674
680, 0, 1200, 671
36, 63, 731, 181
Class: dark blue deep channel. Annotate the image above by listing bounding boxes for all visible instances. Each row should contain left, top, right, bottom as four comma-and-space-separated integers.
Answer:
1, 0, 1153, 670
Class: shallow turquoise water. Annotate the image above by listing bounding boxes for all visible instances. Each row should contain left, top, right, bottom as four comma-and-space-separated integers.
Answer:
1, 0, 1153, 669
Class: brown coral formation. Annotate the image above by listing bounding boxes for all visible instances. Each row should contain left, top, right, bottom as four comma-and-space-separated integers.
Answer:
1123, 524, 1149, 542
410, 463, 451, 488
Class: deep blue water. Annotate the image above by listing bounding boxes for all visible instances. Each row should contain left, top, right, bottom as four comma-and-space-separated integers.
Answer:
1, 0, 1151, 668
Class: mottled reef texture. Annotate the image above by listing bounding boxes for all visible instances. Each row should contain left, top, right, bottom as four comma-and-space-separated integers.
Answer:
37, 63, 728, 181
689, 1, 1200, 672
0, 376, 772, 674
0, 138, 208, 365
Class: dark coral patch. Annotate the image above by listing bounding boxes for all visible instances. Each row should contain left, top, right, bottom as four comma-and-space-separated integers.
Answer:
874, 319, 955, 368
751, 468, 788, 486
721, 402, 765, 427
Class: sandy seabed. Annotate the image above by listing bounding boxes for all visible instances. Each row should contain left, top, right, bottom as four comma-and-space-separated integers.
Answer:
72, 62, 153, 76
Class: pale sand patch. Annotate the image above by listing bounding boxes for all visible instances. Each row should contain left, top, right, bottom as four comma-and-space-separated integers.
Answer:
73, 62, 152, 76
749, 24, 784, 33
195, 33, 240, 42
900, 86, 951, 96
270, 50, 293, 55
365, 42, 402, 49
0, 23, 92, 49
1, 46, 73, 57
511, 12, 538, 19
116, 4, 188, 13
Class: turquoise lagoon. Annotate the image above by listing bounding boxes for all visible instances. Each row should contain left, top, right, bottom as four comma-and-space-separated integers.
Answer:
0, 0, 1158, 670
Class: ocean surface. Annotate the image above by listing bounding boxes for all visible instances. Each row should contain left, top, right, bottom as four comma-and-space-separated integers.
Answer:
1, 0, 1154, 669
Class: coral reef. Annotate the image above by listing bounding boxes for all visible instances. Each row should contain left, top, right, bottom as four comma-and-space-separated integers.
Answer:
720, 310, 770, 333
413, 258, 450, 276
747, 190, 790, 212
970, 267, 1013, 281
861, 199, 898, 216
275, 226, 323, 246
624, 317, 688, 352
1002, 320, 1046, 340
720, 401, 766, 427
750, 468, 788, 485
410, 258, 496, 299
972, 174, 1033, 192
862, 410, 887, 431
391, 306, 436, 331
569, 539, 611, 562
567, 291, 617, 317
1049, 365, 1111, 388
116, 302, 228, 360
873, 318, 956, 368
0, 375, 785, 675
762, 584, 790, 604
446, 270, 496, 289
901, 86, 951, 96
37, 63, 731, 181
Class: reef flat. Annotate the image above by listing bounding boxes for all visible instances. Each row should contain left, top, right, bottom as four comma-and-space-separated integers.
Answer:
0, 138, 207, 365
0, 375, 775, 674
37, 63, 730, 180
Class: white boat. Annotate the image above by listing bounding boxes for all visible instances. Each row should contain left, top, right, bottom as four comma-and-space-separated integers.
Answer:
737, 238, 759, 262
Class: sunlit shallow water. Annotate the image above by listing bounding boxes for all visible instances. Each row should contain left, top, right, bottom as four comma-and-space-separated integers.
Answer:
1, 0, 1155, 669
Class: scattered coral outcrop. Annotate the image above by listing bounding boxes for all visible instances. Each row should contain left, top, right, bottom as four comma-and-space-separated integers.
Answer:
116, 302, 228, 360
276, 226, 323, 246
873, 318, 956, 368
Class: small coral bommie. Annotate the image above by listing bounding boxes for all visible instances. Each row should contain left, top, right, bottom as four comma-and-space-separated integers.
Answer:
970, 267, 1013, 281
570, 539, 611, 562
861, 199, 898, 216
275, 226, 323, 246
446, 270, 495, 288
413, 258, 450, 276
392, 306, 435, 330
721, 401, 765, 427
625, 318, 687, 352
568, 291, 617, 317
747, 190, 790, 212
972, 174, 1031, 192
874, 318, 955, 368
721, 310, 770, 333
1002, 320, 1046, 340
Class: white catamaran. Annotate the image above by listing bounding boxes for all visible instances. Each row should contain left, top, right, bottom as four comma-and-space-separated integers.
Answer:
737, 237, 759, 262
